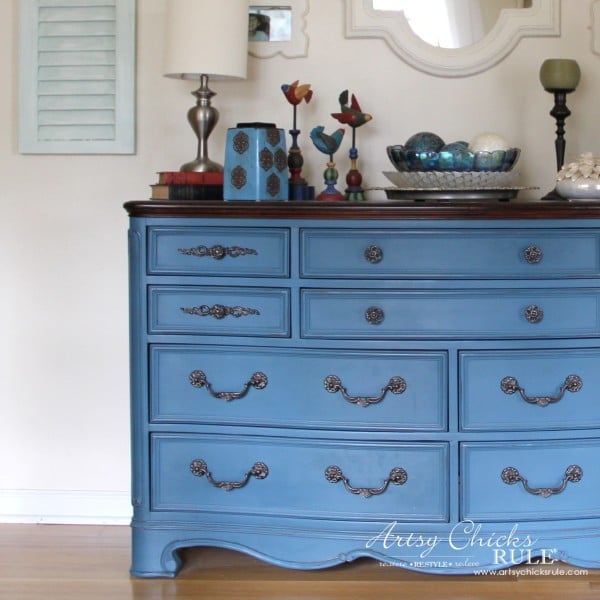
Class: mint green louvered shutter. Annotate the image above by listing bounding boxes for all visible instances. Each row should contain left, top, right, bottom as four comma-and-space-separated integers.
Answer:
18, 0, 136, 154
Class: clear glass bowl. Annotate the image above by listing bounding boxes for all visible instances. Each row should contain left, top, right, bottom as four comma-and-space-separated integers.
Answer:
387, 144, 520, 172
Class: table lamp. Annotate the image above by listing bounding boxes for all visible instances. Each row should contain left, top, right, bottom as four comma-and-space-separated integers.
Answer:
163, 0, 249, 172
539, 58, 581, 199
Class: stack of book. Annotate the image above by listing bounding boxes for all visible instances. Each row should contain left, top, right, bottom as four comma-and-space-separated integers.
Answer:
150, 171, 224, 200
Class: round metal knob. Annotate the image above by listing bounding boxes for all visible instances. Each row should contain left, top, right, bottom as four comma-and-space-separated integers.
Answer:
365, 306, 385, 325
524, 246, 543, 264
364, 245, 384, 264
524, 304, 544, 324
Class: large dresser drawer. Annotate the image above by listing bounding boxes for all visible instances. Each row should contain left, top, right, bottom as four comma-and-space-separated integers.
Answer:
461, 440, 600, 522
150, 345, 448, 431
151, 434, 449, 522
148, 286, 290, 336
300, 228, 600, 279
148, 226, 290, 277
301, 289, 600, 339
460, 349, 600, 431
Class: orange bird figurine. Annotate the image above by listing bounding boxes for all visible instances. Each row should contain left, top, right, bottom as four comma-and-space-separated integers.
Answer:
281, 80, 313, 106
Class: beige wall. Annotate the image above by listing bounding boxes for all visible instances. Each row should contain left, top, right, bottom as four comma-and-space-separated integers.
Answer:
1, 0, 599, 522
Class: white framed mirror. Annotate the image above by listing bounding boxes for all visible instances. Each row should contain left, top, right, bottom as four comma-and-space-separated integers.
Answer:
248, 1, 309, 59
343, 0, 560, 77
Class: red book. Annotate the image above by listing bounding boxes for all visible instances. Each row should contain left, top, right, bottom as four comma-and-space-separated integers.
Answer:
157, 171, 224, 185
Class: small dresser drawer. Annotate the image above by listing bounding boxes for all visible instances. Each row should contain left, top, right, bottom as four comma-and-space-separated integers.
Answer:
148, 286, 290, 337
300, 228, 600, 279
460, 349, 600, 431
151, 434, 449, 522
461, 440, 600, 522
301, 289, 600, 339
148, 226, 290, 277
150, 345, 448, 431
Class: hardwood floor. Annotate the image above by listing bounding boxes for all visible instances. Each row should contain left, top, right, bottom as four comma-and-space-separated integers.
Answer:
1, 524, 600, 600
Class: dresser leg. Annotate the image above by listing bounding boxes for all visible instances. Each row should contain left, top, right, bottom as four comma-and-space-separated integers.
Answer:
130, 525, 182, 578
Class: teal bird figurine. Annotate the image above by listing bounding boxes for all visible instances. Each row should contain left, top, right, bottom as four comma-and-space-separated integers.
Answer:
310, 125, 346, 202
309, 126, 345, 158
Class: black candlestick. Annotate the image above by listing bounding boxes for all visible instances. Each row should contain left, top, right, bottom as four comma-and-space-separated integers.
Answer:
541, 90, 573, 200
539, 58, 581, 200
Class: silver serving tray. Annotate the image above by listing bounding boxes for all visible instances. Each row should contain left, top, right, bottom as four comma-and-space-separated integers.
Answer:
382, 187, 532, 201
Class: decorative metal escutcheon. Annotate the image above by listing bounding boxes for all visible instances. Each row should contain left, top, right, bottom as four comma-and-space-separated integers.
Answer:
501, 465, 583, 498
190, 459, 269, 491
524, 304, 544, 324
181, 304, 260, 319
178, 244, 258, 260
365, 306, 385, 325
500, 374, 583, 407
524, 245, 543, 264
325, 465, 408, 498
189, 370, 268, 401
323, 374, 407, 407
364, 245, 384, 264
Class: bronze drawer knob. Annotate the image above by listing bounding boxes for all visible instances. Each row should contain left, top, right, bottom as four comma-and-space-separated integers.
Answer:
524, 245, 544, 264
524, 304, 544, 324
364, 245, 384, 264
365, 306, 385, 325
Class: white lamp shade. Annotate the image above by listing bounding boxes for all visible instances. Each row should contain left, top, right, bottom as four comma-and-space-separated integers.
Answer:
163, 0, 249, 80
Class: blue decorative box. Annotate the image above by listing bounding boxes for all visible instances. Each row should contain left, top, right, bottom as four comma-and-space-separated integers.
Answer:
224, 123, 288, 201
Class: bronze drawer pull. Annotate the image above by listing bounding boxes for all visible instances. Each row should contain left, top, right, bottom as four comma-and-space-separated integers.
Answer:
500, 374, 583, 407
364, 245, 384, 264
524, 304, 544, 324
190, 459, 269, 491
189, 370, 268, 401
524, 246, 543, 264
325, 465, 408, 498
181, 304, 260, 319
365, 306, 385, 325
323, 374, 407, 407
501, 465, 583, 498
178, 244, 258, 260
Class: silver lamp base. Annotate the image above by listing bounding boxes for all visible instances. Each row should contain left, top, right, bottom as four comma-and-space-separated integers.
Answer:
182, 74, 223, 172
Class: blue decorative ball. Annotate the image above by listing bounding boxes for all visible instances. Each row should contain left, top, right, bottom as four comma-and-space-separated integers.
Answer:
404, 131, 445, 153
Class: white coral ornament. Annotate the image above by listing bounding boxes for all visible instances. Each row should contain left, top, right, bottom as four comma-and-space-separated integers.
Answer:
557, 153, 600, 182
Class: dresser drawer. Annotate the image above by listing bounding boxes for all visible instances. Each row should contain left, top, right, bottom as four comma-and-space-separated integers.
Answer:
148, 286, 290, 336
460, 349, 600, 431
151, 434, 449, 522
301, 289, 600, 339
461, 440, 600, 522
300, 228, 600, 279
150, 345, 447, 431
148, 226, 290, 277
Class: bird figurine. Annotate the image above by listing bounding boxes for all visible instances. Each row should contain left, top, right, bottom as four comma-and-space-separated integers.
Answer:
281, 80, 314, 200
309, 126, 345, 158
281, 80, 313, 106
331, 90, 372, 129
331, 89, 373, 201
310, 126, 346, 202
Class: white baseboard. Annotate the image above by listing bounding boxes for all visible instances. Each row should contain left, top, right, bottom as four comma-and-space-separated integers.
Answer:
0, 489, 132, 525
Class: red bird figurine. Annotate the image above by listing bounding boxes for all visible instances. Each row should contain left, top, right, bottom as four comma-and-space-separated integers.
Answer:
281, 80, 313, 106
331, 90, 372, 128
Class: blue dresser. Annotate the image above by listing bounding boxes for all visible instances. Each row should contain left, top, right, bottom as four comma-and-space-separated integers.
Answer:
124, 200, 600, 576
